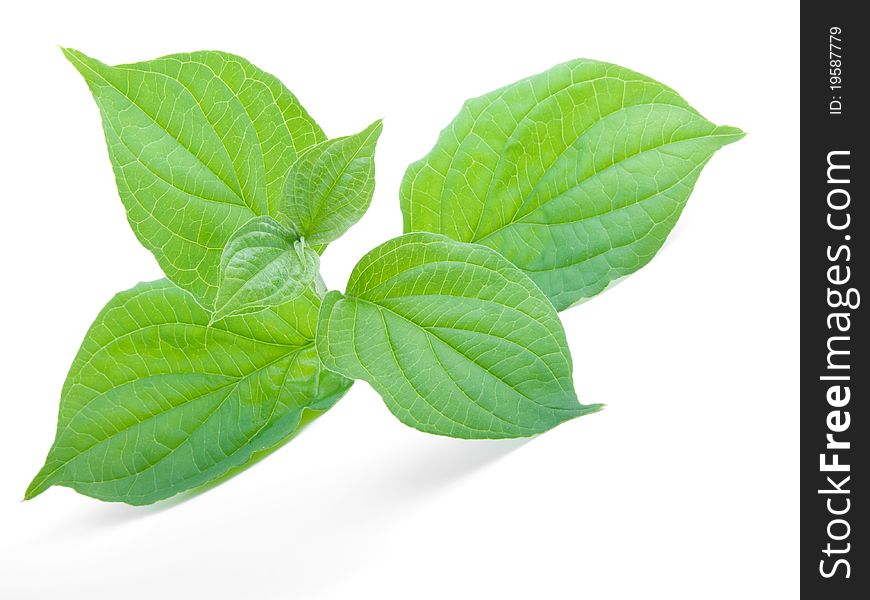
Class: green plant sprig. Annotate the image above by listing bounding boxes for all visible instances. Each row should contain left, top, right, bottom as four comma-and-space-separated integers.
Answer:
26, 50, 741, 505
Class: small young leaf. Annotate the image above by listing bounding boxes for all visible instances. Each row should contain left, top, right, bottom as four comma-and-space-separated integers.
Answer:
63, 48, 325, 308
278, 120, 383, 245
401, 59, 743, 310
213, 217, 319, 323
26, 280, 351, 505
316, 233, 601, 439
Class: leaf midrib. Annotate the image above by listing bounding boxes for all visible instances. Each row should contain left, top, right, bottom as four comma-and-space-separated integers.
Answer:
474, 129, 735, 245
217, 244, 299, 318
513, 159, 708, 274
32, 344, 308, 492
462, 76, 684, 240
351, 255, 558, 338
299, 125, 379, 241
104, 121, 252, 241
378, 308, 536, 436
354, 297, 575, 413
67, 51, 252, 210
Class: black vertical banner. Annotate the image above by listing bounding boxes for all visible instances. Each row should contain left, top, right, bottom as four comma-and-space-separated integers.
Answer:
802, 3, 866, 597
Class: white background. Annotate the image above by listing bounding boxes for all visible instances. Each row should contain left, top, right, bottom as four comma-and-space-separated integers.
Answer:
0, 1, 799, 598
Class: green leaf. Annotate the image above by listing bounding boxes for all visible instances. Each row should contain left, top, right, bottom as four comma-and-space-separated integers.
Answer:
400, 59, 743, 310
63, 48, 325, 308
26, 279, 351, 505
316, 233, 601, 439
278, 120, 383, 245
213, 216, 319, 323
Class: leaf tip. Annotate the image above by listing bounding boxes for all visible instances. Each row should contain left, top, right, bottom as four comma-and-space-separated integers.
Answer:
59, 47, 99, 80
364, 118, 384, 141
583, 403, 606, 415
59, 46, 83, 63
23, 475, 48, 502
716, 124, 746, 146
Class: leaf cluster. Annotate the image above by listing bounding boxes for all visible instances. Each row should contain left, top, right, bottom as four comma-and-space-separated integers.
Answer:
27, 50, 741, 504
